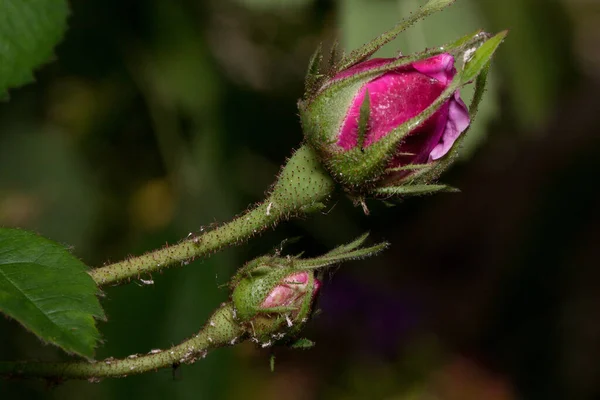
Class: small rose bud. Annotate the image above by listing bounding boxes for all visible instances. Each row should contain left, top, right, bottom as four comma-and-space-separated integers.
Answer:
231, 264, 320, 345
261, 271, 321, 312
300, 53, 470, 192
229, 233, 386, 346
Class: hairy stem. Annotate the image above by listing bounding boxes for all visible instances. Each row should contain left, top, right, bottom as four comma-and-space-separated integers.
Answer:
90, 144, 336, 286
0, 304, 244, 381
90, 202, 278, 285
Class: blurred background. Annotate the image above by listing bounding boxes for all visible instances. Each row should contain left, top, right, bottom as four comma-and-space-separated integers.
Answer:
1, 0, 599, 398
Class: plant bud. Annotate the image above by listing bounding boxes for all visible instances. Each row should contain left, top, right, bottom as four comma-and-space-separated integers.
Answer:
300, 53, 470, 192
297, 0, 506, 198
229, 233, 387, 346
231, 263, 320, 345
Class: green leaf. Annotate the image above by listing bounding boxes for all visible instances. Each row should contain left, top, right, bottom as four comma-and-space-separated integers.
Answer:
0, 0, 70, 99
338, 0, 456, 71
0, 228, 105, 359
461, 31, 508, 84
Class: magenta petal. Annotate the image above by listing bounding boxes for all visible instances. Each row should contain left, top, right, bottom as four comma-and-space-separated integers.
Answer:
285, 272, 308, 285
412, 54, 456, 85
429, 92, 470, 160
338, 71, 446, 150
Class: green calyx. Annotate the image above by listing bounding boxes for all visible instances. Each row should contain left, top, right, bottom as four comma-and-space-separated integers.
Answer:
299, 29, 507, 196
229, 233, 388, 346
231, 262, 312, 345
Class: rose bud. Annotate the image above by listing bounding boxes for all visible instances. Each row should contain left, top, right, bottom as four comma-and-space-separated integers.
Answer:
261, 272, 321, 312
229, 233, 387, 346
231, 265, 321, 346
300, 53, 470, 194
297, 0, 506, 198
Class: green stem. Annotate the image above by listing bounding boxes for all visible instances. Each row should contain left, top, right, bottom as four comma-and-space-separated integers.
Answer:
90, 144, 336, 286
0, 304, 243, 381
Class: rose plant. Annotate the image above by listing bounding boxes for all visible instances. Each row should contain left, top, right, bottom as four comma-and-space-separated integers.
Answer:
0, 0, 506, 382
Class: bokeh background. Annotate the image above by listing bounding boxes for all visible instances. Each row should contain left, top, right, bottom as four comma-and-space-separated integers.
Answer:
1, 0, 599, 398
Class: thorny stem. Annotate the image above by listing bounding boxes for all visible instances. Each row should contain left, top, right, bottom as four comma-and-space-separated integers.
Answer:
90, 144, 336, 286
0, 304, 244, 381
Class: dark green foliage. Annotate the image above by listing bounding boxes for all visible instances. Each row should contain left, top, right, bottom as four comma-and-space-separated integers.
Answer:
0, 228, 104, 359
0, 0, 69, 99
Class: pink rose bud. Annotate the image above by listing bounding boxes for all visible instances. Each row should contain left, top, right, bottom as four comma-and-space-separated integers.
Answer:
229, 233, 386, 346
231, 264, 321, 345
261, 272, 321, 315
300, 53, 471, 191
337, 54, 469, 169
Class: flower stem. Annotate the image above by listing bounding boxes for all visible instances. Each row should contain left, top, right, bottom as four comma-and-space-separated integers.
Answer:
90, 144, 336, 286
0, 303, 243, 381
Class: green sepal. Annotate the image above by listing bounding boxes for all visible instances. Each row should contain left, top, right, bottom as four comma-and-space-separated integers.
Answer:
337, 0, 457, 71
324, 232, 370, 256
298, 242, 389, 270
357, 90, 371, 150
469, 61, 491, 117
461, 31, 507, 84
385, 164, 431, 173
304, 43, 324, 98
232, 267, 295, 321
374, 184, 459, 197
328, 40, 341, 74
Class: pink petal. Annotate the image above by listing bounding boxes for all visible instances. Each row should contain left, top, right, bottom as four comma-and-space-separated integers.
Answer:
262, 285, 294, 308
312, 278, 322, 299
412, 54, 456, 85
389, 102, 450, 167
284, 272, 308, 285
429, 92, 470, 160
338, 71, 446, 150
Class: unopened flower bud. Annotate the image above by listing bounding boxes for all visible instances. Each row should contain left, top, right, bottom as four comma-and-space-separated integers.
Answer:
229, 233, 386, 346
231, 264, 320, 345
300, 53, 470, 192
261, 271, 321, 312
